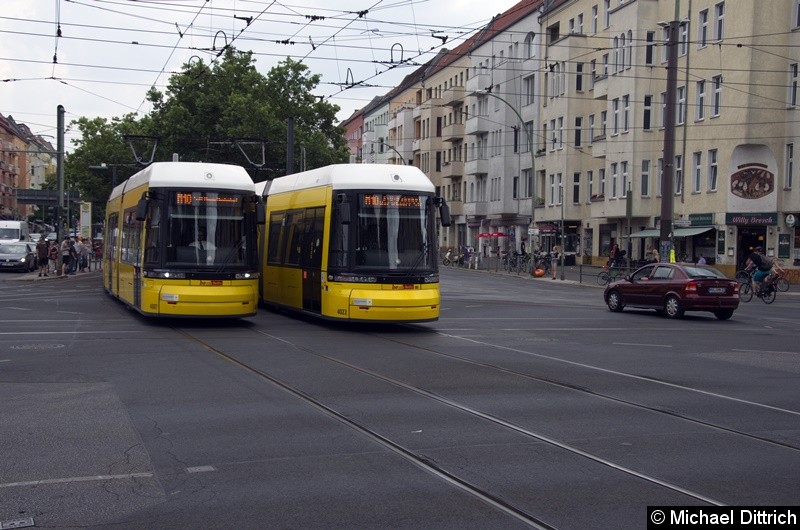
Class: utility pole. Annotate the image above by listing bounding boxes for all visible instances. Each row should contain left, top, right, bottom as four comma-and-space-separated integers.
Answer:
56, 105, 65, 242
660, 2, 680, 262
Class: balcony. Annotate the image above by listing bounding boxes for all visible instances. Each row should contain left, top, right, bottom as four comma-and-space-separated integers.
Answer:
447, 200, 464, 217
466, 71, 491, 95
441, 160, 464, 178
465, 114, 490, 135
412, 138, 421, 152
442, 85, 465, 107
442, 122, 465, 142
465, 157, 488, 175
463, 201, 488, 217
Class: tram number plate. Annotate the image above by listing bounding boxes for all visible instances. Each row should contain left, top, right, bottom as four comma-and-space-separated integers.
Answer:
708, 287, 726, 294
392, 284, 415, 290
200, 280, 224, 286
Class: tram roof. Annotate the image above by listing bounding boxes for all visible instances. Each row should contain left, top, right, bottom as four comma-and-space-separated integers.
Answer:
262, 164, 435, 197
108, 162, 254, 201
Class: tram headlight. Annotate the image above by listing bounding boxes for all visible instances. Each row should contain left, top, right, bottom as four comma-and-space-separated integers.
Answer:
423, 273, 440, 283
235, 272, 259, 279
143, 271, 186, 279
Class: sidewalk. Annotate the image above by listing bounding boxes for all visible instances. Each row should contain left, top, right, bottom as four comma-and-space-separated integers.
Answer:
448, 257, 607, 287
11, 266, 103, 282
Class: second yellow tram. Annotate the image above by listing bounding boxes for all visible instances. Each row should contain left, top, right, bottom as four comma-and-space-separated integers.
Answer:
259, 164, 450, 322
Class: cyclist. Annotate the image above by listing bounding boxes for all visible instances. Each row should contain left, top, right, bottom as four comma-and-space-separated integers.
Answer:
745, 246, 772, 296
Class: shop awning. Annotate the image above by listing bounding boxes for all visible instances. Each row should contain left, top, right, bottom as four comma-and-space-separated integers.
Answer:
673, 226, 715, 237
627, 229, 660, 238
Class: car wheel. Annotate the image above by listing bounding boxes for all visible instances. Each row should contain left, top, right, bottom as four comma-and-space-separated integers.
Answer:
664, 295, 684, 319
606, 290, 624, 312
714, 309, 734, 320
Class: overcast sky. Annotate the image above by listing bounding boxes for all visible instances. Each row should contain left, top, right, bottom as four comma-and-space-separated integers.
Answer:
1, 0, 518, 149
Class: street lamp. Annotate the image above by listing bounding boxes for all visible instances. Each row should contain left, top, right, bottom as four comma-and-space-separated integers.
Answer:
483, 87, 537, 251
559, 181, 565, 280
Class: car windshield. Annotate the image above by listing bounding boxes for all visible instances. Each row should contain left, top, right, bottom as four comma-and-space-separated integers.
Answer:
0, 243, 27, 254
683, 265, 726, 279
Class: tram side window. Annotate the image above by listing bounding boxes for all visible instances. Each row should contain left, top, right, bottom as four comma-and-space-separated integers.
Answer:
121, 208, 141, 265
284, 211, 305, 266
329, 203, 349, 269
266, 212, 285, 265
300, 207, 325, 269
143, 200, 161, 265
106, 213, 119, 261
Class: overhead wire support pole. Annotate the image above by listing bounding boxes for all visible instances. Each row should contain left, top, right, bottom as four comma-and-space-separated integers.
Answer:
483, 88, 537, 252
660, 1, 680, 263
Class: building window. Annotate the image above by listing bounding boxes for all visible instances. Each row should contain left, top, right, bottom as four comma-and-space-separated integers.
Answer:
513, 176, 519, 199
641, 159, 650, 197
696, 80, 706, 120
645, 31, 655, 65
675, 155, 683, 196
557, 173, 563, 205
592, 4, 598, 34
708, 149, 718, 191
573, 172, 581, 203
790, 63, 798, 107
524, 32, 536, 59
786, 143, 794, 189
575, 116, 583, 147
523, 75, 536, 106
677, 85, 686, 125
558, 116, 564, 148
599, 168, 606, 197
657, 158, 663, 197
549, 174, 557, 205
660, 92, 666, 128
523, 168, 532, 198
621, 161, 629, 196
622, 94, 630, 132
679, 22, 688, 56
643, 95, 652, 131
588, 170, 594, 201
712, 75, 723, 116
589, 114, 595, 144
714, 2, 725, 41
611, 162, 618, 198
600, 111, 607, 137
576, 62, 584, 92
612, 98, 619, 135
698, 9, 709, 48
693, 151, 702, 193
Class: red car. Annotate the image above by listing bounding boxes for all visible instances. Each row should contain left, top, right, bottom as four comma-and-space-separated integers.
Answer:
603, 263, 740, 320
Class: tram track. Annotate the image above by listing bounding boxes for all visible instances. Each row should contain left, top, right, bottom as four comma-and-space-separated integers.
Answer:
167, 322, 756, 529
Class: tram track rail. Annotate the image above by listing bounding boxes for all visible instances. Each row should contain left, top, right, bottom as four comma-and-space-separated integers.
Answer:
164, 321, 787, 528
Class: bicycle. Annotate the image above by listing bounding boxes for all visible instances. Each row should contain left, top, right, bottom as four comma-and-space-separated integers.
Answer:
737, 263, 789, 293
596, 265, 626, 286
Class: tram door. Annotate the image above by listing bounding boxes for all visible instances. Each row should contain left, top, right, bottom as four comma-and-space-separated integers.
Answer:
301, 207, 324, 313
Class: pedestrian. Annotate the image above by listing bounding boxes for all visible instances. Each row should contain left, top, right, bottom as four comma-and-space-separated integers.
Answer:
551, 244, 561, 280
697, 255, 706, 265
60, 236, 72, 277
48, 240, 59, 274
74, 237, 85, 272
36, 235, 49, 277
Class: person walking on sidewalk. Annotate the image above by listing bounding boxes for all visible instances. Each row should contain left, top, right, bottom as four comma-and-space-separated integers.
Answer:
551, 245, 561, 280
36, 235, 49, 277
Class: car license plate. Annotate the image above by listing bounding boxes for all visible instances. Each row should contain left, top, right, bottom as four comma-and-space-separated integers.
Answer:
708, 287, 726, 294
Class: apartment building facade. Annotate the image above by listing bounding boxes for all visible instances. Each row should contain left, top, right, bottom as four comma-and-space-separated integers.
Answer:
345, 0, 800, 277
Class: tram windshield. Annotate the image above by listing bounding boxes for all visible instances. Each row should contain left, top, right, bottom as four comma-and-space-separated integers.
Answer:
160, 190, 251, 267
351, 192, 434, 271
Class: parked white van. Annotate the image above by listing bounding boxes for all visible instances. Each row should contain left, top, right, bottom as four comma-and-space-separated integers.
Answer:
0, 220, 31, 242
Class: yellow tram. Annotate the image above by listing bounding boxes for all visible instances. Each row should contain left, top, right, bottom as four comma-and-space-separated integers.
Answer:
259, 164, 450, 322
104, 162, 262, 318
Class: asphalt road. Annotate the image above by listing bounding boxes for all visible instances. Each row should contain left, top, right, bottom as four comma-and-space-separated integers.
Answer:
0, 267, 798, 529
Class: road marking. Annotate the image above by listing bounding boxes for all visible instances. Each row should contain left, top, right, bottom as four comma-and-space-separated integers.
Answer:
0, 331, 143, 335
732, 348, 799, 355
614, 342, 673, 348
0, 473, 154, 489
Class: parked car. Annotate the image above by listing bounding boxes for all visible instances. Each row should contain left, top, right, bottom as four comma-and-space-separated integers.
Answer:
0, 242, 37, 272
603, 262, 740, 320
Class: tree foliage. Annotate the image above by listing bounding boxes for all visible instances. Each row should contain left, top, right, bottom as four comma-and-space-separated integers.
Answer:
65, 49, 349, 223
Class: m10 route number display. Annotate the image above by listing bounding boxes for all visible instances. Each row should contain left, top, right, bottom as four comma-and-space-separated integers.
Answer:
175, 193, 239, 206
362, 194, 421, 208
